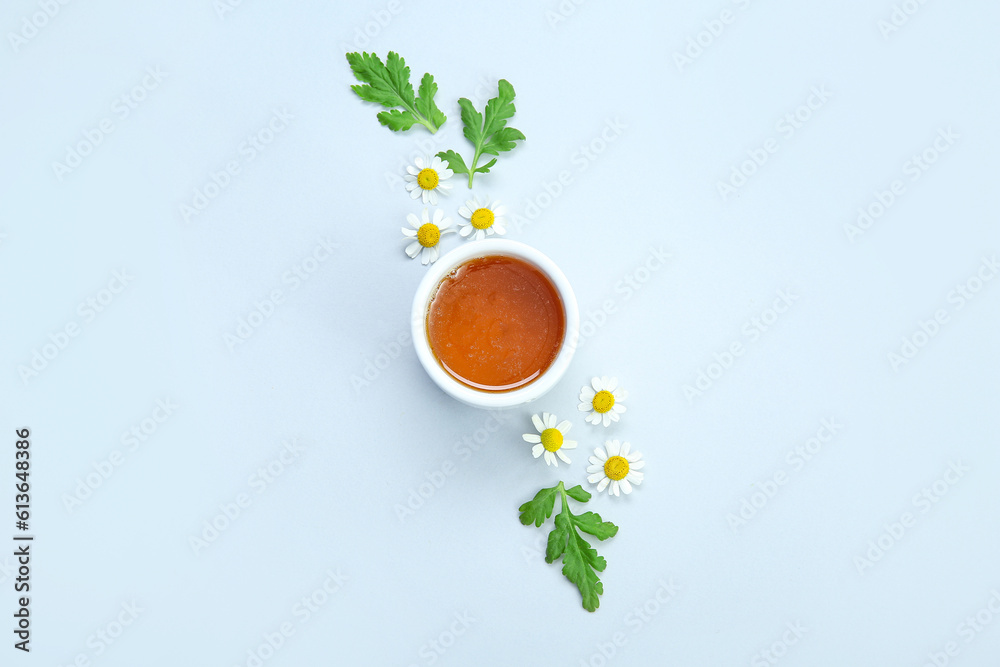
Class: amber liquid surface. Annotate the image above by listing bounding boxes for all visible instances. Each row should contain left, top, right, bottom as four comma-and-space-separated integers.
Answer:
426, 255, 566, 392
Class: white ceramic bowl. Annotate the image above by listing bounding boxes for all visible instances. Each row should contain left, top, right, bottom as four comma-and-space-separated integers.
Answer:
411, 239, 579, 409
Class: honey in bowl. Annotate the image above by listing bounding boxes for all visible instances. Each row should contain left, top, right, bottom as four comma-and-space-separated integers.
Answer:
426, 255, 566, 392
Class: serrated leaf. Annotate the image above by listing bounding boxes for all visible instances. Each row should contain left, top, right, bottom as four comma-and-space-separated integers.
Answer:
377, 109, 417, 131
518, 485, 559, 527
520, 482, 618, 613
457, 98, 484, 146
562, 530, 606, 612
440, 80, 524, 187
482, 79, 517, 138
482, 127, 526, 156
574, 511, 618, 541
436, 150, 469, 175
472, 157, 497, 174
415, 73, 446, 128
345, 51, 443, 133
545, 514, 571, 563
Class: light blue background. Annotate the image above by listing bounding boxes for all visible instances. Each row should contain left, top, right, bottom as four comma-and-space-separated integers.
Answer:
2, 0, 999, 665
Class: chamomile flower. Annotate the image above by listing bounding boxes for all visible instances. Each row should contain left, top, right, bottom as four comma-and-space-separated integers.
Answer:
404, 156, 453, 205
522, 412, 577, 466
578, 376, 628, 427
588, 440, 644, 496
457, 196, 507, 241
402, 208, 454, 265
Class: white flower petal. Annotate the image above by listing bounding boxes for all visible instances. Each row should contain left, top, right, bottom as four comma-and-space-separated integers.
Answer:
420, 247, 431, 265
406, 166, 419, 176
607, 377, 619, 392
593, 447, 607, 461
545, 413, 556, 429
493, 225, 507, 236
458, 206, 472, 218
556, 420, 572, 433
523, 433, 541, 443
556, 449, 571, 464
627, 471, 643, 484
591, 377, 603, 392
586, 412, 601, 425
587, 463, 602, 473
428, 246, 439, 263
414, 157, 425, 169
597, 477, 610, 492
474, 229, 485, 241
613, 403, 627, 414
588, 472, 605, 484
629, 459, 645, 470
430, 156, 442, 170
402, 228, 416, 237
614, 389, 629, 401
405, 181, 419, 191
439, 168, 454, 179
531, 414, 544, 432
459, 225, 472, 237
607, 440, 620, 457
562, 440, 577, 450
620, 478, 632, 494
426, 190, 437, 205
620, 442, 631, 457
544, 451, 556, 467
581, 386, 596, 400
611, 480, 620, 496
532, 444, 544, 458
409, 188, 421, 199
405, 241, 421, 258
493, 205, 507, 216
578, 402, 591, 412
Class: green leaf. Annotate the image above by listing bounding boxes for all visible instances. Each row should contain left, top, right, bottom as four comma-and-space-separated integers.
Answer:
562, 530, 606, 612
519, 482, 618, 612
415, 73, 446, 129
574, 511, 619, 541
457, 98, 484, 146
472, 157, 497, 174
482, 79, 517, 138
345, 51, 445, 133
440, 79, 525, 187
377, 109, 417, 131
436, 150, 469, 176
545, 515, 570, 563
518, 485, 559, 527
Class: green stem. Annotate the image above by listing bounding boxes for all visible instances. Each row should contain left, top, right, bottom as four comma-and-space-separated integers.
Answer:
556, 481, 570, 518
466, 146, 482, 188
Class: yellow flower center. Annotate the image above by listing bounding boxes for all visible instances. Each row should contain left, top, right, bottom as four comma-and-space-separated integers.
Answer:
416, 223, 440, 248
417, 168, 439, 190
470, 208, 494, 229
592, 390, 615, 414
604, 455, 629, 481
540, 428, 563, 452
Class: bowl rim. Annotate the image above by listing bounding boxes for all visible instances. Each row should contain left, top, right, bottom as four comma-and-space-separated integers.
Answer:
410, 239, 580, 408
